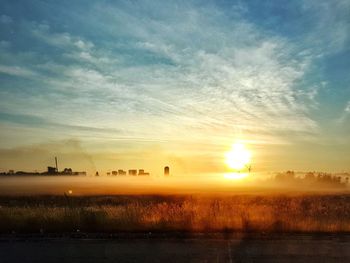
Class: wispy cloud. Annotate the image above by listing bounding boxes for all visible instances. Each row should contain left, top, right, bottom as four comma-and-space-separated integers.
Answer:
336, 100, 350, 124
0, 65, 36, 77
301, 0, 350, 54
0, 14, 12, 24
345, 101, 350, 113
31, 23, 94, 50
0, 0, 349, 172
0, 1, 320, 144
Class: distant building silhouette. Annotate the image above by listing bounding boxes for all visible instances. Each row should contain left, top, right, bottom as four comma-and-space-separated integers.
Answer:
1, 156, 86, 176
47, 166, 57, 174
138, 169, 150, 176
164, 166, 170, 176
129, 169, 137, 176
118, 169, 127, 175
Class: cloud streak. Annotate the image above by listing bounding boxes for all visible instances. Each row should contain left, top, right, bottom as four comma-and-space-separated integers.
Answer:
0, 0, 349, 172
0, 1, 321, 142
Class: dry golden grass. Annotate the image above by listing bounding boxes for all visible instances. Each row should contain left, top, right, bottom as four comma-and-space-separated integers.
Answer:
0, 194, 349, 233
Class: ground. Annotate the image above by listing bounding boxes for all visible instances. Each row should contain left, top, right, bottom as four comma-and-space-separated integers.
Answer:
1, 233, 350, 263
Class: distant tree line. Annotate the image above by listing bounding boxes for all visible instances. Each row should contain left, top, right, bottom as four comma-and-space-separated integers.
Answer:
274, 171, 349, 188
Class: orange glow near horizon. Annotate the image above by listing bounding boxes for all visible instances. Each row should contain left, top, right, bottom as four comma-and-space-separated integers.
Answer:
225, 142, 252, 179
224, 172, 249, 180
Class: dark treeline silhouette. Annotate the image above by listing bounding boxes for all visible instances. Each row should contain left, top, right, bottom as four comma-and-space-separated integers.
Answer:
274, 170, 349, 188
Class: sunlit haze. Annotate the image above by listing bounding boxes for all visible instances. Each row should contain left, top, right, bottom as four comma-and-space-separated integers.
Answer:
0, 3, 349, 262
0, 0, 349, 177
225, 143, 251, 171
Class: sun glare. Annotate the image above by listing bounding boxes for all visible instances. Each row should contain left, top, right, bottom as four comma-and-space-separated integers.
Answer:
224, 172, 249, 180
225, 142, 251, 171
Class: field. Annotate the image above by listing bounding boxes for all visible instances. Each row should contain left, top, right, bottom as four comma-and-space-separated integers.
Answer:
0, 194, 349, 234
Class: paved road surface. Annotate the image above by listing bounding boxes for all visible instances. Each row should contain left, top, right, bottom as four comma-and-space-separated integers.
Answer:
0, 234, 349, 262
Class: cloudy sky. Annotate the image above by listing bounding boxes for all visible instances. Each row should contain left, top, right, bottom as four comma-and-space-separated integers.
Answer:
0, 0, 349, 175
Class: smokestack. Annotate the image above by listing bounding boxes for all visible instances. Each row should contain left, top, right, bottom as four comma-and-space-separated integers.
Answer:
55, 157, 58, 173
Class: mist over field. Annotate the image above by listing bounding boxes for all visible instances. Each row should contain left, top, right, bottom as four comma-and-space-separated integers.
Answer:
0, 1, 349, 261
0, 173, 348, 195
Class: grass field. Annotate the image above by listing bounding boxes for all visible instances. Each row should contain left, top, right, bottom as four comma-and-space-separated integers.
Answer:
0, 194, 349, 234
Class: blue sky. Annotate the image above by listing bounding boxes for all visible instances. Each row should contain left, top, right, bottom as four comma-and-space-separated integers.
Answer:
0, 0, 349, 174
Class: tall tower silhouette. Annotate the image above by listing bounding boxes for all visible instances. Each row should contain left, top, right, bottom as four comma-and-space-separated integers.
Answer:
164, 166, 170, 176
55, 157, 58, 173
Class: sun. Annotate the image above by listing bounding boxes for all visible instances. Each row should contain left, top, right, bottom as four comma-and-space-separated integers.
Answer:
225, 142, 251, 171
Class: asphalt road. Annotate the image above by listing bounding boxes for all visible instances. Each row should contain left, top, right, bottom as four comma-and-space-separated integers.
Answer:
0, 234, 349, 263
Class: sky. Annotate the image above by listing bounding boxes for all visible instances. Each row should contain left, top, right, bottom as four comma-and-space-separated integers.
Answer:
0, 0, 349, 175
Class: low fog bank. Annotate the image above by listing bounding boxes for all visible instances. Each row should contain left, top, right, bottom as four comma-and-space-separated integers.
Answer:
0, 173, 348, 195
